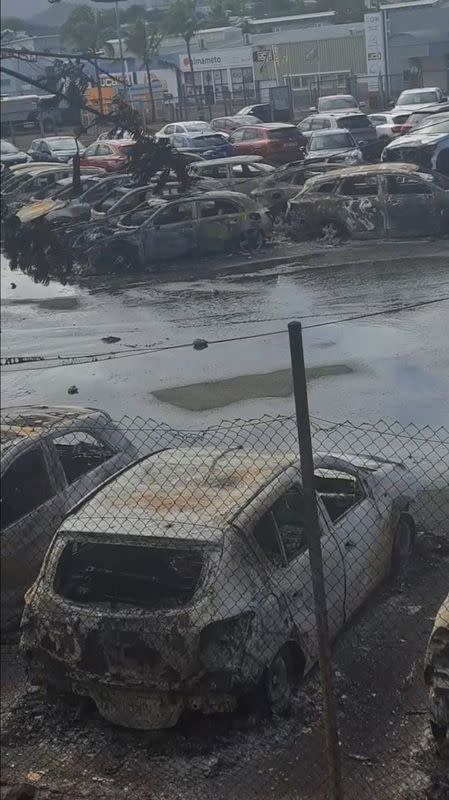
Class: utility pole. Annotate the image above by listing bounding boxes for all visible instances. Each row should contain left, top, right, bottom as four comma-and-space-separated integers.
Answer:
114, 0, 129, 100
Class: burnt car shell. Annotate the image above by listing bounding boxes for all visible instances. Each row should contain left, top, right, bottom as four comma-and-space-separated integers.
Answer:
21, 449, 299, 730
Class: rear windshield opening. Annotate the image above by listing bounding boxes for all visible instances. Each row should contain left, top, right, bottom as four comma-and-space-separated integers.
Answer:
337, 116, 371, 130
54, 542, 204, 610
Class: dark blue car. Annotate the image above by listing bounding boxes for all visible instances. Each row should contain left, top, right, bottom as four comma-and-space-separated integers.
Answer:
164, 131, 234, 159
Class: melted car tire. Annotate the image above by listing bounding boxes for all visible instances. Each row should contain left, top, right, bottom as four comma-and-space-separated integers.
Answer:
264, 648, 295, 716
391, 515, 415, 577
318, 219, 347, 245
240, 230, 263, 254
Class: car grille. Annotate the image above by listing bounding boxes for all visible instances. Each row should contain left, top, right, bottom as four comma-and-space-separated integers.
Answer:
54, 541, 204, 610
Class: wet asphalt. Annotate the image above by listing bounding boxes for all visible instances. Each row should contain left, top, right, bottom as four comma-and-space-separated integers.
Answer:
2, 239, 449, 429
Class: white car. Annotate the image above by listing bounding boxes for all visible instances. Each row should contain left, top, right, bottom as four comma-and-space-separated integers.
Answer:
390, 87, 446, 116
22, 447, 418, 730
368, 112, 411, 142
155, 121, 213, 140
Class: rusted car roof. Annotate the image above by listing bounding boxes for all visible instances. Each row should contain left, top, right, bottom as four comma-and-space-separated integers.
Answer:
64, 447, 296, 534
1, 405, 111, 451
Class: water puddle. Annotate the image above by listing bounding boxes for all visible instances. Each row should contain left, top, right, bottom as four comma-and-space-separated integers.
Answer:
153, 363, 356, 411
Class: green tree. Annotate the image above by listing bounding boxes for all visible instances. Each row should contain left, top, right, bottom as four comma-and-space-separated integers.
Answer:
61, 5, 115, 54
166, 0, 200, 113
61, 5, 116, 116
125, 17, 162, 123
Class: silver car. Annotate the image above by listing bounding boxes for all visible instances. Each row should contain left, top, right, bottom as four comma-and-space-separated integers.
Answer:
1, 406, 137, 630
21, 447, 417, 730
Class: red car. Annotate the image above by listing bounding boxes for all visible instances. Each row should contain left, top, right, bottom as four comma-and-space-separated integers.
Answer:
80, 139, 135, 172
229, 123, 307, 164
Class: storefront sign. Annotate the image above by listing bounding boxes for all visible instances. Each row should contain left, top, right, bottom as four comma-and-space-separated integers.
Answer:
365, 12, 387, 92
179, 47, 253, 72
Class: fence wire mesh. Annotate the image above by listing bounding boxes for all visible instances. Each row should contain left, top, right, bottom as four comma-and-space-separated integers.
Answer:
1, 411, 448, 800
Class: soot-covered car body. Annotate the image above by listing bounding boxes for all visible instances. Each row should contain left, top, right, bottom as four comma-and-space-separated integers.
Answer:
21, 446, 416, 730
1, 406, 137, 631
85, 191, 273, 269
287, 163, 449, 241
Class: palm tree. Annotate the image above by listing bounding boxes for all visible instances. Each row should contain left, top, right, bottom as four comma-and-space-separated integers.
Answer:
61, 6, 115, 116
166, 0, 200, 114
125, 19, 162, 123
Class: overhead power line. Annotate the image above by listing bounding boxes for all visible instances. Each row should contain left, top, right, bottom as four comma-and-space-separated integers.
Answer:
2, 295, 447, 373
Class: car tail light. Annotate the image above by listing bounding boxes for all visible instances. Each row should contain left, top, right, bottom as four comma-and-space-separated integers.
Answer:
391, 126, 403, 134
399, 124, 411, 134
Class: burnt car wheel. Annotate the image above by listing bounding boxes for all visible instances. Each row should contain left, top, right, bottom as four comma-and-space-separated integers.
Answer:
318, 220, 347, 245
240, 230, 264, 254
391, 515, 415, 576
93, 244, 138, 273
265, 649, 295, 715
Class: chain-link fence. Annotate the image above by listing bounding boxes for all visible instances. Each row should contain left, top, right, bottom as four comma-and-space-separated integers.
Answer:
1, 407, 448, 800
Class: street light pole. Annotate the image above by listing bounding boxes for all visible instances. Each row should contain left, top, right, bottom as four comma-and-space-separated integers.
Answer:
114, 0, 129, 99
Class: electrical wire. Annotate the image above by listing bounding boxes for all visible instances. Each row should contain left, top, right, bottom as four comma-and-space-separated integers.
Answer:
2, 295, 447, 373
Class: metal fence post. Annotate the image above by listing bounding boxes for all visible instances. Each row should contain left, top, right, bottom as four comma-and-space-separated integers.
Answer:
288, 320, 344, 800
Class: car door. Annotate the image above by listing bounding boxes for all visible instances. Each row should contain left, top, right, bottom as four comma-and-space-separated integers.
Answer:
196, 197, 243, 252
143, 200, 197, 261
40, 141, 53, 162
235, 471, 346, 661
337, 174, 384, 237
383, 173, 440, 236
82, 143, 100, 167
241, 127, 264, 156
229, 128, 245, 154
1, 442, 64, 628
313, 460, 385, 623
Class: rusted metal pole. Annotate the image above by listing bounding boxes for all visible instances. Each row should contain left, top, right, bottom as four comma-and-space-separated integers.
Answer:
288, 320, 344, 800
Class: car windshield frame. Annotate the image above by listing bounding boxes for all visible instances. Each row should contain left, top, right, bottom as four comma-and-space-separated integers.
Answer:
397, 90, 439, 105
309, 131, 354, 150
319, 97, 357, 111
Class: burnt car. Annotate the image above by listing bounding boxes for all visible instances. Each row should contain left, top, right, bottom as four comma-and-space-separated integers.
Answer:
425, 593, 449, 743
1, 406, 137, 631
86, 191, 273, 270
287, 164, 449, 243
382, 117, 449, 176
188, 155, 275, 194
251, 161, 340, 223
21, 447, 417, 730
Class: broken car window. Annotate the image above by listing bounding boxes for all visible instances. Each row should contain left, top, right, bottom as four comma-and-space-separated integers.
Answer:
253, 489, 307, 565
339, 176, 378, 196
314, 468, 365, 522
198, 199, 240, 218
316, 179, 339, 194
1, 447, 54, 529
386, 175, 433, 195
154, 202, 195, 225
53, 432, 114, 485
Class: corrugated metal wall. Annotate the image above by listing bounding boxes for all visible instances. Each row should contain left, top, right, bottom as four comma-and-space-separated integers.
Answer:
253, 34, 366, 81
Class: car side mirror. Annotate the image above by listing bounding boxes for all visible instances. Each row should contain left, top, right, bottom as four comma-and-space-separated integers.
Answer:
440, 96, 447, 102
388, 100, 395, 108
309, 106, 317, 113
359, 101, 366, 109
